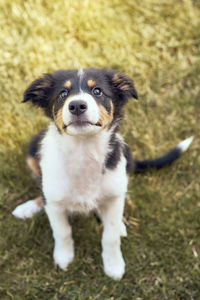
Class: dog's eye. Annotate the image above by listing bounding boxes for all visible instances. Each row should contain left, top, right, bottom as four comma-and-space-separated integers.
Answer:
92, 87, 102, 97
60, 90, 68, 101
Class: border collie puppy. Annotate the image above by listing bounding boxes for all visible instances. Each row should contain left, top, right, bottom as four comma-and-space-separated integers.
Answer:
12, 68, 193, 280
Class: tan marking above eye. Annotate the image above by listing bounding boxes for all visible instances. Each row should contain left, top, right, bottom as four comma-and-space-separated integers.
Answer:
87, 79, 96, 88
64, 80, 72, 89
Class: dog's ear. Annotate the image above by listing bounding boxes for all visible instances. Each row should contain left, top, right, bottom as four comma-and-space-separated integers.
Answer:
22, 74, 54, 109
107, 70, 138, 103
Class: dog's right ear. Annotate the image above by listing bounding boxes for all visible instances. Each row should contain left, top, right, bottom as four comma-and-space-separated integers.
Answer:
22, 74, 53, 109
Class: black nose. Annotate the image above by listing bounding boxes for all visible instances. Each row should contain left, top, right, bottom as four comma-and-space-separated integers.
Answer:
69, 101, 87, 116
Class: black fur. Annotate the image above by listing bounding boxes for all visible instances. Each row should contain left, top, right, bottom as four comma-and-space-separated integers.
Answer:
22, 74, 55, 118
28, 130, 46, 160
122, 144, 135, 175
105, 133, 122, 171
134, 145, 183, 173
105, 135, 135, 175
106, 70, 138, 119
41, 191, 47, 205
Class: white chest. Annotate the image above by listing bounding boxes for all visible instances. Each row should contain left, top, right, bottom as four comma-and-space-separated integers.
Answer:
40, 125, 110, 213
61, 148, 103, 212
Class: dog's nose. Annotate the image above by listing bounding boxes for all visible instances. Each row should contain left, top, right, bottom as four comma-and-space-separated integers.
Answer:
69, 101, 88, 116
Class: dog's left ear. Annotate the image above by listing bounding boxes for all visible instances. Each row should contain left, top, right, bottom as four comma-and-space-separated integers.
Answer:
107, 70, 138, 103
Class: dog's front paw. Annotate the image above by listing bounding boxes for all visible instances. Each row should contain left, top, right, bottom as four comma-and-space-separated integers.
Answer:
12, 200, 42, 219
102, 250, 125, 280
53, 244, 74, 270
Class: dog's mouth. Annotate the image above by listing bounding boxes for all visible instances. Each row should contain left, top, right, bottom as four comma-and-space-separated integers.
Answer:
63, 121, 102, 130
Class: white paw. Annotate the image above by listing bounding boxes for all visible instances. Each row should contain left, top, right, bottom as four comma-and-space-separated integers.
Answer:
120, 222, 127, 237
102, 250, 125, 280
53, 244, 74, 270
12, 200, 42, 219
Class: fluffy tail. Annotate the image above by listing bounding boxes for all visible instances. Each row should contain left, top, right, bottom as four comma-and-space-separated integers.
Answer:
134, 136, 194, 173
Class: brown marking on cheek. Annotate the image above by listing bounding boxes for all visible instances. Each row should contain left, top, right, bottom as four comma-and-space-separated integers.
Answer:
26, 156, 41, 177
54, 106, 65, 134
34, 196, 44, 208
98, 101, 114, 128
87, 79, 96, 88
64, 80, 71, 89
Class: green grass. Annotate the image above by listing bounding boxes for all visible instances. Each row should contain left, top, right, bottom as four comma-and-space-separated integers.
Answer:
0, 0, 200, 299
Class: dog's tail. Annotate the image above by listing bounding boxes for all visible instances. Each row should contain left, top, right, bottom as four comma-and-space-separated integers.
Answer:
134, 136, 194, 173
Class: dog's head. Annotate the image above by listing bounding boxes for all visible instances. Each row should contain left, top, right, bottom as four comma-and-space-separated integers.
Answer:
22, 68, 138, 136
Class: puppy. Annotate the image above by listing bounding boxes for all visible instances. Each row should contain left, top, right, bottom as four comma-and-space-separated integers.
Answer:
12, 68, 193, 280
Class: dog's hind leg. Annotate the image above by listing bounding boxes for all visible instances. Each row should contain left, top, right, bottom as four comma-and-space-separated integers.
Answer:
12, 195, 44, 219
26, 155, 41, 179
12, 152, 44, 219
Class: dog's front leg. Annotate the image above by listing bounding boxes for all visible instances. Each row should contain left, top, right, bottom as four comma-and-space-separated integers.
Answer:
99, 195, 127, 280
45, 203, 74, 270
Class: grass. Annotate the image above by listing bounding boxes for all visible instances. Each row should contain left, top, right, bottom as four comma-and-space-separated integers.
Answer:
0, 0, 200, 298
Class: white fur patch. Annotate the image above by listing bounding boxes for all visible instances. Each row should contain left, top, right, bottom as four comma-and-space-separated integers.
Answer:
12, 200, 42, 219
78, 68, 84, 92
177, 136, 194, 153
102, 249, 125, 280
54, 244, 74, 270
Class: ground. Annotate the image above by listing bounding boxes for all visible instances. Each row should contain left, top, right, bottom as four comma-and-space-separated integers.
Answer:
0, 0, 200, 299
